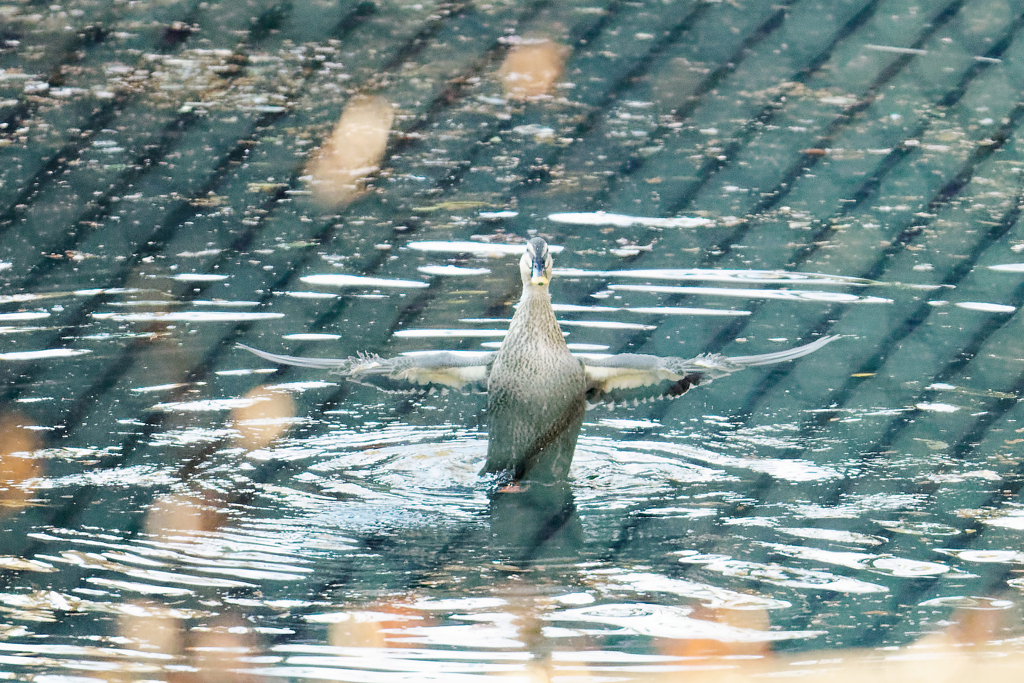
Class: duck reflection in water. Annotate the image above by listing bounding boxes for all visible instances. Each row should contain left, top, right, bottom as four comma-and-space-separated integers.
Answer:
239, 238, 836, 552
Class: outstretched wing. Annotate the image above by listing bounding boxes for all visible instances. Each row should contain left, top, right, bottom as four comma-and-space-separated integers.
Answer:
237, 344, 495, 391
582, 335, 839, 407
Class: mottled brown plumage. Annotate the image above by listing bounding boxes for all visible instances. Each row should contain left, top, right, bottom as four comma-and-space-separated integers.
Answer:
483, 238, 585, 483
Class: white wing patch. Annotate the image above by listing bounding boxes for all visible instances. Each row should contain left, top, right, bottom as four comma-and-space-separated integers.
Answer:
393, 364, 489, 389
584, 366, 682, 392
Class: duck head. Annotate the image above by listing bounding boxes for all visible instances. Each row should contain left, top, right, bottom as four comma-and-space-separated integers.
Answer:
520, 237, 553, 287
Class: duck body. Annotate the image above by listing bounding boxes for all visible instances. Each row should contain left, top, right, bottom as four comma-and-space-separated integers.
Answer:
484, 239, 585, 483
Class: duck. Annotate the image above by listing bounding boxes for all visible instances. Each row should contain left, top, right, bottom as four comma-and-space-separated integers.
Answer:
238, 237, 837, 486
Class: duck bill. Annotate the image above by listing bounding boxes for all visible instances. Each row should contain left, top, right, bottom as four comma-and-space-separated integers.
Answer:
532, 255, 548, 286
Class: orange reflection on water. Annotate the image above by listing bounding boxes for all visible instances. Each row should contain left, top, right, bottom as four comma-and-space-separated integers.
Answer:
626, 600, 1024, 683
230, 385, 295, 451
326, 599, 430, 650
144, 490, 227, 538
118, 602, 185, 658
638, 639, 1024, 683
498, 41, 567, 100
190, 618, 261, 683
0, 412, 42, 515
660, 606, 772, 658
920, 599, 1017, 648
305, 95, 394, 206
